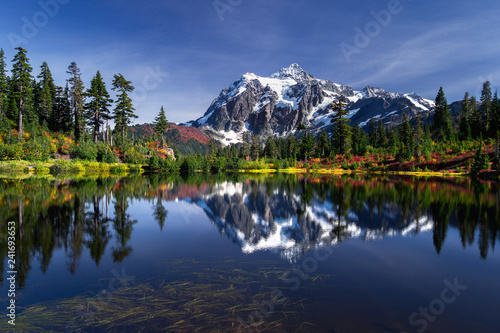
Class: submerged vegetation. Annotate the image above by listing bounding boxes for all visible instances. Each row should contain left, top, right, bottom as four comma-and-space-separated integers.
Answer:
3, 259, 321, 332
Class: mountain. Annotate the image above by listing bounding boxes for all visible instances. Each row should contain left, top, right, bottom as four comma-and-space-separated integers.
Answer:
185, 64, 435, 145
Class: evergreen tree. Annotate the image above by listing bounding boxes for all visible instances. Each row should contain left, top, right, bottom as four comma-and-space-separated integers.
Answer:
111, 73, 137, 149
388, 127, 399, 154
0, 49, 8, 120
264, 135, 277, 159
62, 84, 73, 133
329, 97, 351, 155
316, 129, 330, 158
351, 124, 367, 156
296, 122, 307, 140
276, 137, 287, 159
400, 114, 413, 159
432, 87, 452, 142
84, 71, 112, 143
208, 139, 217, 158
413, 110, 424, 157
67, 62, 85, 142
11, 47, 34, 134
52, 85, 71, 132
376, 119, 386, 148
296, 122, 307, 131
495, 130, 500, 167
153, 106, 169, 144
287, 134, 298, 160
458, 92, 472, 141
300, 131, 315, 161
469, 96, 481, 139
368, 119, 377, 146
250, 134, 260, 160
36, 61, 56, 126
7, 91, 19, 127
239, 141, 250, 160
480, 81, 492, 135
488, 91, 500, 139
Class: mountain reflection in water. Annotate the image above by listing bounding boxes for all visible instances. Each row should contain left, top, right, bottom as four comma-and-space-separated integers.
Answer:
0, 173, 498, 288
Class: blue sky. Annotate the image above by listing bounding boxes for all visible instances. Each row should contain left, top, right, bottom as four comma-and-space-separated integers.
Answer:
1, 0, 499, 124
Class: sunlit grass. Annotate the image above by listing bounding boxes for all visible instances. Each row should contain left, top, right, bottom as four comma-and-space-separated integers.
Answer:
0, 159, 144, 179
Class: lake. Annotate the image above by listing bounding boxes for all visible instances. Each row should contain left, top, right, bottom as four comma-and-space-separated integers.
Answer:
0, 173, 499, 332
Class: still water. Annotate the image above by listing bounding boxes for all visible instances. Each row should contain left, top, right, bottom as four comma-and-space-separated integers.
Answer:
0, 173, 499, 332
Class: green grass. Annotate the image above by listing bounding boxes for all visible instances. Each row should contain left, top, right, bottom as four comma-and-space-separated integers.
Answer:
0, 159, 144, 179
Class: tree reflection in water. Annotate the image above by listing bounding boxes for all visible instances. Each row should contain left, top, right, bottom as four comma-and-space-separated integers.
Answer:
0, 174, 498, 288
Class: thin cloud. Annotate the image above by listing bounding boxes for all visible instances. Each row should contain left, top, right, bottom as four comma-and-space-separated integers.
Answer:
347, 16, 500, 91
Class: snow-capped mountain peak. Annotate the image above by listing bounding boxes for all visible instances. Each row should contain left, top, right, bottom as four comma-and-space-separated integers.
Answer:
189, 64, 435, 145
270, 63, 316, 82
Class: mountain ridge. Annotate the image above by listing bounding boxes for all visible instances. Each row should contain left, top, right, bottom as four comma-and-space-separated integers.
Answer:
184, 64, 435, 145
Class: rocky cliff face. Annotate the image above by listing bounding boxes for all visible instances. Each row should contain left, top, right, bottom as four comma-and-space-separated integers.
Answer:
186, 64, 435, 145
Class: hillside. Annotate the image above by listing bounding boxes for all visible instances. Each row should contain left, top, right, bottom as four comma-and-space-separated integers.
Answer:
130, 123, 211, 156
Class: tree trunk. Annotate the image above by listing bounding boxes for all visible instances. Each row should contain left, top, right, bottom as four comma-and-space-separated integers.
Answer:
106, 119, 110, 144
93, 111, 99, 143
18, 93, 23, 135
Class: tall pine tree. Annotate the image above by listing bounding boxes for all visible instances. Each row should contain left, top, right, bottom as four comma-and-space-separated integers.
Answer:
67, 62, 85, 142
52, 85, 72, 133
480, 81, 492, 136
36, 61, 56, 127
287, 134, 298, 160
112, 73, 137, 149
458, 92, 472, 141
432, 87, 452, 142
84, 71, 113, 143
153, 105, 169, 145
400, 114, 413, 158
11, 47, 34, 135
351, 124, 367, 156
376, 120, 387, 148
316, 129, 330, 158
490, 92, 500, 140
413, 110, 424, 157
300, 131, 315, 161
329, 96, 351, 155
0, 49, 8, 120
469, 96, 481, 139
264, 135, 278, 159
0, 49, 9, 132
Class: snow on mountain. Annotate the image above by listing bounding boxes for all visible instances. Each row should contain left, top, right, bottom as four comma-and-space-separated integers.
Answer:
186, 181, 435, 262
188, 64, 435, 145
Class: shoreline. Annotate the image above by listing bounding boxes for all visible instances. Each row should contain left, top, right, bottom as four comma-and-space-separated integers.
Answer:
1, 160, 499, 181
